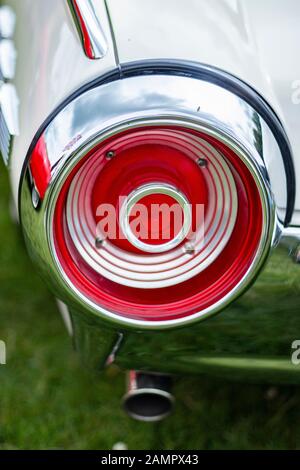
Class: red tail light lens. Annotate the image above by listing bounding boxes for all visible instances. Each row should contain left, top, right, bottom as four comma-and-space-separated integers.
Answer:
52, 126, 265, 323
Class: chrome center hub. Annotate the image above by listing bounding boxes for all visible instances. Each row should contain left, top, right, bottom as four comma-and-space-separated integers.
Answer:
119, 183, 192, 254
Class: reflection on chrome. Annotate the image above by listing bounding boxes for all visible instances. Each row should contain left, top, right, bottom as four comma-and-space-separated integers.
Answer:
67, 0, 108, 59
20, 70, 284, 328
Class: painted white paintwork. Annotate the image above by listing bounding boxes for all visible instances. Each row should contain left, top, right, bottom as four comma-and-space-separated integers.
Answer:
6, 0, 116, 206
6, 0, 300, 224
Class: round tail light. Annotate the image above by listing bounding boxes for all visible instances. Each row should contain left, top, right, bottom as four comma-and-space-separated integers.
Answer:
51, 124, 270, 324
20, 70, 282, 329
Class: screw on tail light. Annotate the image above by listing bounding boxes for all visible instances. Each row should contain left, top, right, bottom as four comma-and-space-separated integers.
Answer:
20, 68, 289, 329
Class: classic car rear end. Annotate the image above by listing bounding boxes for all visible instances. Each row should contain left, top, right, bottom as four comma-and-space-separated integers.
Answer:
1, 0, 300, 422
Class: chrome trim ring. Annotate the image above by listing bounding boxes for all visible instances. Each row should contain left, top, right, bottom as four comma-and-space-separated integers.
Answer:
123, 388, 174, 423
119, 183, 192, 254
20, 72, 279, 330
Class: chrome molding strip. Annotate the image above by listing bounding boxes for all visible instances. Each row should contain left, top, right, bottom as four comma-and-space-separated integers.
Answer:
103, 0, 120, 68
67, 0, 108, 59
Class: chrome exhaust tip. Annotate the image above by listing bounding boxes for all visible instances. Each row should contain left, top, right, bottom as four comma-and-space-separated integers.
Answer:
123, 371, 174, 422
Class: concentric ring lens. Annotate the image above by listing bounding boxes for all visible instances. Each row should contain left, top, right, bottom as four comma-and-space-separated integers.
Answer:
52, 125, 267, 323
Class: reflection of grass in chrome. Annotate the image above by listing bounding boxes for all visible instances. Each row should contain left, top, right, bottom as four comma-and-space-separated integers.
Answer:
1, 164, 300, 449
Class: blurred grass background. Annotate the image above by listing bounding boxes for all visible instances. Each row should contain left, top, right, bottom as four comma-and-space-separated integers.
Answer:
1, 163, 300, 449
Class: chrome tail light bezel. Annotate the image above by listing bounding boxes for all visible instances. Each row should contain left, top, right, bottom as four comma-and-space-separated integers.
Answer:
19, 63, 291, 330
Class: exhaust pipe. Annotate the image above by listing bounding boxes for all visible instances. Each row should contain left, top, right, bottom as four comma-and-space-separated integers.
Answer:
123, 371, 174, 422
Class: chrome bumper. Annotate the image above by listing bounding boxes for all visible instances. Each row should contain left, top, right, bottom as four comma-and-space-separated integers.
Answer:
70, 228, 300, 384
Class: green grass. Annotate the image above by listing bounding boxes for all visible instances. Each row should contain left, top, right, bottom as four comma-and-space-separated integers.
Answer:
1, 164, 300, 450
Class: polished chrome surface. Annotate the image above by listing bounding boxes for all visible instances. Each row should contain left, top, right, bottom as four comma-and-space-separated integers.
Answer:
48, 123, 274, 324
119, 183, 192, 255
114, 229, 300, 382
68, 0, 108, 59
20, 73, 282, 329
123, 371, 174, 422
66, 229, 300, 382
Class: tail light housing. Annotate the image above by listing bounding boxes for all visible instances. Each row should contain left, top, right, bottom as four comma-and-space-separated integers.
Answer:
20, 66, 288, 329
